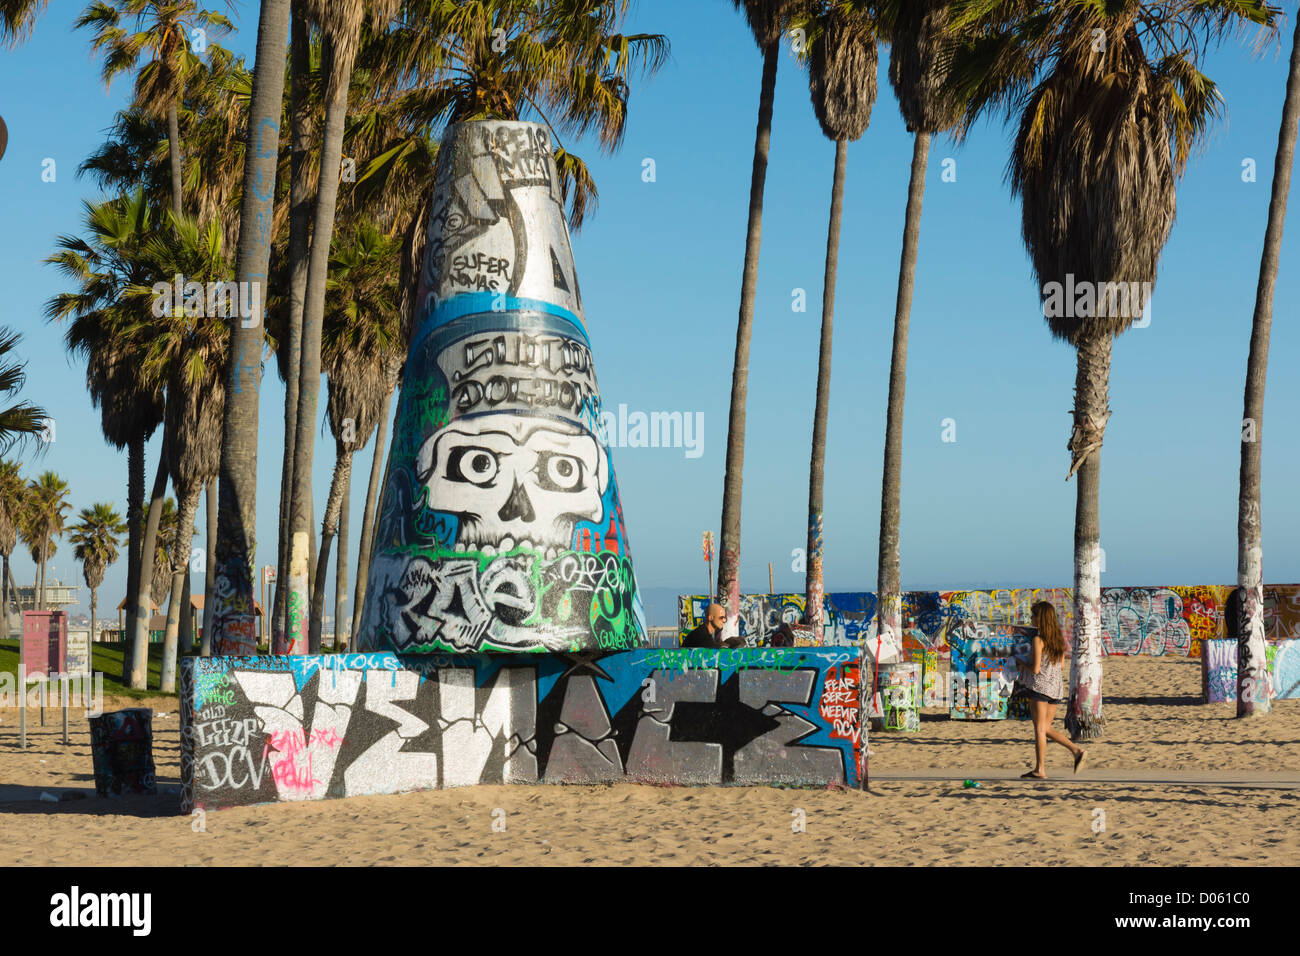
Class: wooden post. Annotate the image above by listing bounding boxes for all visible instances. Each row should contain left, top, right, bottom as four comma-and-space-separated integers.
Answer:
768, 563, 774, 594
18, 618, 25, 750
61, 674, 69, 746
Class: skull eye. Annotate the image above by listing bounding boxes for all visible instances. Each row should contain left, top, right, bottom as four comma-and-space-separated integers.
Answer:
533, 451, 585, 492
446, 446, 500, 486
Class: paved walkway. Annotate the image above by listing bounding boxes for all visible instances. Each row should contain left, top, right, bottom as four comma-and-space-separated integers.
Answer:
869, 769, 1300, 789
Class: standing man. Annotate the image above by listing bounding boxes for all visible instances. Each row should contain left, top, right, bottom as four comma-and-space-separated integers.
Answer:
683, 603, 745, 648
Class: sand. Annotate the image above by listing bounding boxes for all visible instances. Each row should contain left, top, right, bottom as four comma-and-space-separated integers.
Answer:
0, 656, 1297, 866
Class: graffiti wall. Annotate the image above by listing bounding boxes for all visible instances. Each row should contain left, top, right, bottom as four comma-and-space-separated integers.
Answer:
947, 620, 1033, 720
180, 647, 863, 811
1202, 638, 1299, 703
357, 120, 645, 655
680, 584, 1300, 659
1274, 640, 1300, 700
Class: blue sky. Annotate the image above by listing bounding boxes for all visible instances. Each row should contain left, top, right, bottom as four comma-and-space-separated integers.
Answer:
1, 0, 1298, 629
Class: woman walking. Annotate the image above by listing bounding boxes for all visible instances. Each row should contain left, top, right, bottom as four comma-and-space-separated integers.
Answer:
1020, 601, 1086, 778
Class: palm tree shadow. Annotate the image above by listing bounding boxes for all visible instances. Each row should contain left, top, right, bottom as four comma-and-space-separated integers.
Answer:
946, 787, 1295, 810
1108, 695, 1204, 706
0, 788, 182, 818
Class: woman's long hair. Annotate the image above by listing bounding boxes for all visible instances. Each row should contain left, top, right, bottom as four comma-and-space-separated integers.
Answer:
1031, 601, 1066, 663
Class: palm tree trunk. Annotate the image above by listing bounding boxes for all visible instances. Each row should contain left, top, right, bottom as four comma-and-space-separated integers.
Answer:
878, 131, 932, 663
274, 1, 314, 654
1065, 331, 1112, 740
1236, 14, 1300, 717
179, 565, 193, 653
39, 556, 45, 611
334, 468, 351, 649
717, 40, 779, 634
200, 478, 216, 655
351, 384, 391, 638
1, 553, 8, 641
160, 485, 200, 692
123, 431, 145, 678
310, 442, 351, 654
131, 446, 169, 689
289, 33, 355, 656
90, 585, 97, 652
167, 99, 183, 220
212, 0, 291, 656
806, 137, 848, 640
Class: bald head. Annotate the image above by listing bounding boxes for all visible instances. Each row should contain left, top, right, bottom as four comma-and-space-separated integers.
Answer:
706, 603, 725, 632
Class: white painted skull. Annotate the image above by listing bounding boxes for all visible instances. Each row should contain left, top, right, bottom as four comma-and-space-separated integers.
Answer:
416, 413, 607, 557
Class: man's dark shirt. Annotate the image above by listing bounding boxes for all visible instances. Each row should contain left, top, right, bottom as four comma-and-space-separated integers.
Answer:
683, 622, 719, 648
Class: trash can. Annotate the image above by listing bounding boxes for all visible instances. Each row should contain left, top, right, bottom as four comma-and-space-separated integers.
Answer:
89, 708, 156, 796
875, 661, 920, 732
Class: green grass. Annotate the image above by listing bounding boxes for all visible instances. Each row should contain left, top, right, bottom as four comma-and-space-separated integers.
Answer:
0, 638, 177, 699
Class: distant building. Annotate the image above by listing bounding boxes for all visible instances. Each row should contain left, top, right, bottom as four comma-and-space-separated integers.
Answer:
2, 580, 82, 637
14, 580, 80, 611
113, 594, 263, 643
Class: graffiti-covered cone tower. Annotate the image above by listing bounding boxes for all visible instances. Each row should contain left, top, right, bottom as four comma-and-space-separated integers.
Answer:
358, 120, 647, 654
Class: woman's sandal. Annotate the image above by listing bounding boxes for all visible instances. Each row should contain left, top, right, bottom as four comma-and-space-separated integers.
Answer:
1074, 750, 1086, 774
1020, 770, 1046, 779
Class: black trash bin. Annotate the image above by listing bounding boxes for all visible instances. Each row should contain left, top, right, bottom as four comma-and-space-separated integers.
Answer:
89, 708, 156, 796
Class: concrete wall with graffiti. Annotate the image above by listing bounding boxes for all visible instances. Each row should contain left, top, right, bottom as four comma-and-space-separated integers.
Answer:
357, 119, 645, 655
1202, 638, 1300, 703
947, 620, 1034, 720
179, 647, 863, 811
680, 584, 1300, 659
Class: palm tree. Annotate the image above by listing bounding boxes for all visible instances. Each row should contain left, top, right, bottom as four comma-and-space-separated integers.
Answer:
47, 191, 168, 686
795, 1, 876, 640
70, 503, 127, 646
79, 106, 175, 207
149, 497, 180, 608
1237, 9, 1300, 718
0, 0, 46, 46
0, 460, 26, 639
124, 212, 229, 691
181, 44, 255, 252
951, 0, 1279, 738
212, 0, 291, 656
128, 496, 179, 648
350, 349, 400, 639
309, 220, 399, 652
873, 0, 966, 659
20, 472, 70, 610
76, 0, 234, 218
340, 93, 439, 642
717, 0, 799, 635
284, 0, 399, 654
271, 1, 320, 653
80, 46, 254, 247
0, 329, 50, 453
371, 0, 668, 229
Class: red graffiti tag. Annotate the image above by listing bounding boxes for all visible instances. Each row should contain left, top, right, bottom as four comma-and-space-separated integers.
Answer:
821, 664, 861, 746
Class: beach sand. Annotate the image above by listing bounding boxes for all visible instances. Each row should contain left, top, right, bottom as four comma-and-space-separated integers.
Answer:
1, 656, 1296, 866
